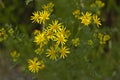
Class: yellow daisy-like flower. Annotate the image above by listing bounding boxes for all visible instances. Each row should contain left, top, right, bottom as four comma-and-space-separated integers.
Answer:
35, 47, 44, 55
80, 12, 92, 26
10, 51, 20, 62
72, 9, 80, 19
58, 26, 71, 38
31, 11, 40, 23
34, 32, 47, 47
39, 10, 50, 24
93, 14, 101, 27
59, 46, 70, 59
28, 57, 45, 73
45, 29, 55, 40
55, 33, 67, 46
72, 38, 80, 47
48, 20, 62, 33
46, 46, 57, 60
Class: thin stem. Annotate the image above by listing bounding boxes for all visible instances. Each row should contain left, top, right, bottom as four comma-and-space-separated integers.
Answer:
42, 23, 45, 31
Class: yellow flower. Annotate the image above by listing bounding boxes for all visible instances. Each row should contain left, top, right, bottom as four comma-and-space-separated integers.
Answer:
93, 14, 101, 27
95, 0, 105, 8
80, 12, 92, 26
98, 33, 110, 44
39, 10, 50, 24
10, 51, 20, 62
103, 35, 110, 44
46, 46, 57, 60
72, 9, 80, 19
33, 29, 40, 35
58, 26, 71, 38
10, 51, 20, 58
45, 29, 55, 40
72, 38, 80, 47
28, 57, 45, 73
35, 47, 44, 55
31, 11, 40, 23
59, 46, 70, 59
42, 2, 54, 13
34, 32, 47, 47
55, 33, 67, 46
48, 20, 62, 33
31, 10, 50, 24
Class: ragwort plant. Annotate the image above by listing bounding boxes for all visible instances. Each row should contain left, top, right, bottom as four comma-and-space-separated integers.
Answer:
0, 0, 111, 79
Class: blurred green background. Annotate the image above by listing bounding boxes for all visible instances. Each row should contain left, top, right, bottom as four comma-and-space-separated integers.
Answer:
0, 0, 120, 80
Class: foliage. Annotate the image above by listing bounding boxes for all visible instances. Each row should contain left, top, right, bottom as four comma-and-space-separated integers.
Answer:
0, 0, 120, 80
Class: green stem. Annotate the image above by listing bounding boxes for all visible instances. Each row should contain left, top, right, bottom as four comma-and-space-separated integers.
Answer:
42, 23, 45, 31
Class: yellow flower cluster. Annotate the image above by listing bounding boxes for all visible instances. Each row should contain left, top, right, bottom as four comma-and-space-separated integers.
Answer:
73, 11, 101, 27
34, 20, 70, 60
90, 0, 105, 8
0, 28, 8, 42
10, 51, 20, 62
28, 57, 45, 73
31, 2, 71, 61
31, 2, 54, 24
98, 33, 111, 44
42, 2, 54, 13
29, 2, 71, 73
31, 11, 50, 24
